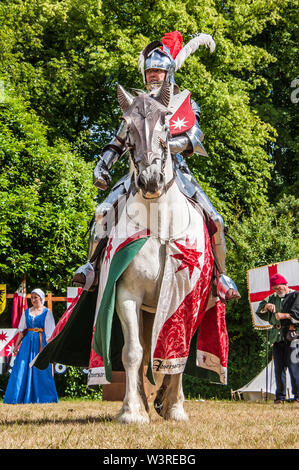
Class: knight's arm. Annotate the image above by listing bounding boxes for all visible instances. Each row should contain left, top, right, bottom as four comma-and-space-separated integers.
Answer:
93, 120, 128, 190
287, 293, 299, 322
169, 99, 207, 157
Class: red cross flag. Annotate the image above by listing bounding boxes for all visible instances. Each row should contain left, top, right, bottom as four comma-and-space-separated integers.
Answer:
247, 258, 299, 329
67, 286, 83, 309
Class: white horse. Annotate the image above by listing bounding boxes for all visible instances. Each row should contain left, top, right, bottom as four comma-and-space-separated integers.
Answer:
112, 82, 213, 424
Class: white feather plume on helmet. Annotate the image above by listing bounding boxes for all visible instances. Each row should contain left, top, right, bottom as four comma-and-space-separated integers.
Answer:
174, 33, 216, 71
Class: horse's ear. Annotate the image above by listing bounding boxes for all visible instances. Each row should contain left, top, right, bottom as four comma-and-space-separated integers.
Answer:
117, 85, 135, 112
155, 80, 171, 108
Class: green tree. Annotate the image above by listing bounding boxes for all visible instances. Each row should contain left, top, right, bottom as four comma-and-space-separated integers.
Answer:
250, 0, 299, 200
0, 0, 280, 216
0, 83, 97, 296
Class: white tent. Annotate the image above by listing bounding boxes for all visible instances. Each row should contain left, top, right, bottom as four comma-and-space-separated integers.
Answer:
233, 360, 294, 401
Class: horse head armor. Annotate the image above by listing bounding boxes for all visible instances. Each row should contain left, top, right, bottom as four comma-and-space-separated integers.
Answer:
117, 82, 174, 199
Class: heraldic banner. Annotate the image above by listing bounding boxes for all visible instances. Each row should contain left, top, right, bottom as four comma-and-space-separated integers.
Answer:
0, 329, 18, 359
247, 258, 299, 329
11, 279, 27, 328
0, 284, 6, 315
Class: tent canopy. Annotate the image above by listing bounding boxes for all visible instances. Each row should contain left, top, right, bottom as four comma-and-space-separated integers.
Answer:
233, 360, 293, 401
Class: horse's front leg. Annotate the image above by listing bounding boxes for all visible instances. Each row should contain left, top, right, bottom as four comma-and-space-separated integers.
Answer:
116, 292, 150, 424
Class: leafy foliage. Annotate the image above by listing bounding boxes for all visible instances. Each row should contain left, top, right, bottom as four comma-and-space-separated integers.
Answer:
0, 87, 97, 293
250, 0, 299, 200
60, 367, 102, 399
0, 0, 278, 214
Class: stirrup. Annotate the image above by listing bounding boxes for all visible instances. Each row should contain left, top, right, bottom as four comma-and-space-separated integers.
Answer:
217, 274, 241, 303
72, 272, 86, 287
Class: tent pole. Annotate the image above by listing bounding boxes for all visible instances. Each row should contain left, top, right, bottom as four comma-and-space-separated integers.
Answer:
265, 329, 269, 401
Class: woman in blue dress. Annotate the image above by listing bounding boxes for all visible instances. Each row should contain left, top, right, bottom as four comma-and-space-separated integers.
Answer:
4, 288, 58, 404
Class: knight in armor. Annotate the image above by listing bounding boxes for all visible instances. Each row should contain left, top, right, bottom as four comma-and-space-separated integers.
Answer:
73, 31, 240, 302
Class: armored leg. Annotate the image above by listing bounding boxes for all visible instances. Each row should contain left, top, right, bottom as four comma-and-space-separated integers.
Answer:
73, 177, 129, 290
175, 158, 240, 302
192, 187, 240, 301
72, 201, 113, 290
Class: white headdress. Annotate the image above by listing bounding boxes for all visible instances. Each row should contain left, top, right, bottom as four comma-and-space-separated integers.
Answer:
31, 288, 45, 305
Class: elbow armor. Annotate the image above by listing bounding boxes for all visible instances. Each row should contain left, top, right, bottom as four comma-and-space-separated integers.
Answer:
169, 135, 192, 154
188, 99, 207, 156
93, 121, 128, 190
169, 122, 208, 158
185, 103, 208, 156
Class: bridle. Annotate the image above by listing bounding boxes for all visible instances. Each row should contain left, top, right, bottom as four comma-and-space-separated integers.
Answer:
118, 129, 176, 197
116, 82, 176, 197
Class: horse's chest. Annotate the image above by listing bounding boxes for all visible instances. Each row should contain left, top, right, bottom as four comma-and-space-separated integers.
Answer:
132, 238, 165, 281
123, 238, 165, 303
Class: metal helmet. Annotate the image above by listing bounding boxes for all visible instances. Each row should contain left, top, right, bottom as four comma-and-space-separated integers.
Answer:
138, 31, 216, 92
144, 45, 176, 86
139, 33, 182, 91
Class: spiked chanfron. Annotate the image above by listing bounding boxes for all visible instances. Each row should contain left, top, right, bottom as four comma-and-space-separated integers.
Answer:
152, 79, 171, 108
117, 84, 135, 112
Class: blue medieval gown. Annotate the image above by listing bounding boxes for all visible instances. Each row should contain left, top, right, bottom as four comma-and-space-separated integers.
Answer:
3, 307, 58, 404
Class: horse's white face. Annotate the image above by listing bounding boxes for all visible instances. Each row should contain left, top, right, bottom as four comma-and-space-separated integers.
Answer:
118, 83, 172, 199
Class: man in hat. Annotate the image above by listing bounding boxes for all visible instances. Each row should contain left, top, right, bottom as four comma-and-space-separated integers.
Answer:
73, 31, 240, 302
256, 274, 299, 404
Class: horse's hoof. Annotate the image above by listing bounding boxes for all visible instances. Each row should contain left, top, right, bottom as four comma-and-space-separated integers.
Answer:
153, 397, 163, 416
115, 411, 150, 425
164, 406, 189, 422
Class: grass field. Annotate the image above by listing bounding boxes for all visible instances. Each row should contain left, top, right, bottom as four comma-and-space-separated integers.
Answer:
0, 399, 298, 450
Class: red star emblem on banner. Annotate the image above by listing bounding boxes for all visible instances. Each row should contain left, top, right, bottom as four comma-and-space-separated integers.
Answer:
0, 331, 8, 342
105, 238, 113, 264
171, 236, 202, 279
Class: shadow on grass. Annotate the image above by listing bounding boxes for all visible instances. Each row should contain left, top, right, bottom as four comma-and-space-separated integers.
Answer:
0, 414, 114, 426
